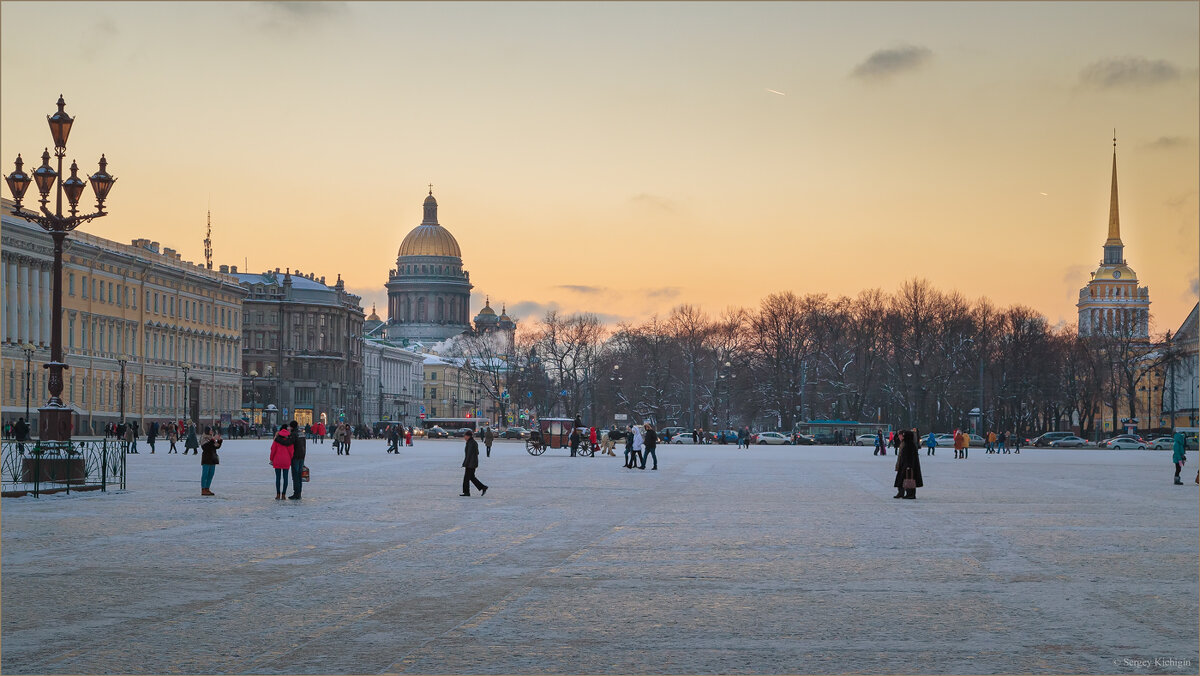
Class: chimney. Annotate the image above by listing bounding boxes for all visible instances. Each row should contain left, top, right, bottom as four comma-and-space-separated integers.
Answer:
163, 247, 176, 258
149, 241, 159, 253
231, 265, 238, 273
320, 276, 325, 284
219, 264, 230, 274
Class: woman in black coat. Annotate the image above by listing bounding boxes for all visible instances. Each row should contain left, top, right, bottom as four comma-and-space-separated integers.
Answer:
893, 429, 923, 499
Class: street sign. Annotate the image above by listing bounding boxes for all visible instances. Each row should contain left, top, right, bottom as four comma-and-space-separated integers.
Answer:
420, 405, 426, 413
614, 413, 628, 421
419, 413, 426, 419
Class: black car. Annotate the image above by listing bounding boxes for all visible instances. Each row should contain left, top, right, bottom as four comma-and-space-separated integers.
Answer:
501, 427, 530, 439
426, 426, 449, 439
791, 433, 817, 445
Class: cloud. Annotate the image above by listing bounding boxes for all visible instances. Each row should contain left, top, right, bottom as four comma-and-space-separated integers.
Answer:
507, 300, 561, 321
253, 1, 349, 34
1061, 264, 1089, 286
851, 45, 932, 81
1165, 190, 1198, 211
1143, 136, 1194, 151
556, 285, 607, 295
1190, 276, 1199, 297
629, 193, 677, 212
645, 287, 682, 299
1079, 57, 1180, 89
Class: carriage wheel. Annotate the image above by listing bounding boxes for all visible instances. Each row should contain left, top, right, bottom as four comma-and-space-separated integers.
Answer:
581, 444, 595, 457
525, 440, 546, 456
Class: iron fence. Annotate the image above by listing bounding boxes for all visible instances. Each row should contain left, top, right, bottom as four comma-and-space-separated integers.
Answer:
1, 439, 125, 498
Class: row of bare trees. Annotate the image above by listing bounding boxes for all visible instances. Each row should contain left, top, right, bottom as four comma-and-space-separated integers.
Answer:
452, 279, 1165, 438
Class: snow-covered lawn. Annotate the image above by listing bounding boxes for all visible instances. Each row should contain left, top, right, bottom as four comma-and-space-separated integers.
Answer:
2, 440, 1196, 674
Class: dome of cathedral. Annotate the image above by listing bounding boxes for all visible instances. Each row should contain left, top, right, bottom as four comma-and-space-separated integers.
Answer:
397, 191, 462, 258
398, 225, 461, 258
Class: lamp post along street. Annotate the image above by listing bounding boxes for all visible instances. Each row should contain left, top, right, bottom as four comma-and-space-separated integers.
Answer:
6, 96, 116, 441
181, 362, 192, 425
117, 355, 129, 425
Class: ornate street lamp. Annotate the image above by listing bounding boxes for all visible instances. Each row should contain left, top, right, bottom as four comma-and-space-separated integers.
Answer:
6, 96, 116, 441
247, 369, 260, 436
117, 354, 129, 425
181, 362, 192, 425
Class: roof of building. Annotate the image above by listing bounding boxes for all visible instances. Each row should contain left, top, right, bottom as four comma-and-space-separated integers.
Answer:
398, 192, 462, 258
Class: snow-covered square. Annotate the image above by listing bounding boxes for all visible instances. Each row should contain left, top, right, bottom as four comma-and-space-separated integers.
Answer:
2, 439, 1197, 674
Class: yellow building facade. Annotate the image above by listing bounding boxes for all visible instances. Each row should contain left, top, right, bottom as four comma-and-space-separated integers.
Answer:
2, 199, 246, 435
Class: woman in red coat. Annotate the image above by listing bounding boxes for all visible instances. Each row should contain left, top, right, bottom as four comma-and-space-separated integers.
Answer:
269, 425, 294, 500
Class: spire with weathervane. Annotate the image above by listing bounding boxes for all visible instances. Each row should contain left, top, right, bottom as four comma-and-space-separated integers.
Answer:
204, 209, 213, 270
1103, 132, 1124, 265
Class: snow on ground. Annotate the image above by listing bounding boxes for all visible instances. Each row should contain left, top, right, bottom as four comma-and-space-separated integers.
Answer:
2, 439, 1197, 674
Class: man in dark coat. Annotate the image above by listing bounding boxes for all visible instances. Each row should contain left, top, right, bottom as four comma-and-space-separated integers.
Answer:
460, 430, 488, 497
569, 427, 582, 457
484, 426, 495, 457
13, 417, 29, 454
288, 421, 307, 499
893, 429, 924, 499
641, 424, 658, 470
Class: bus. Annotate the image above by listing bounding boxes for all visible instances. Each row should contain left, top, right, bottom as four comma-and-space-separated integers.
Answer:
792, 420, 892, 445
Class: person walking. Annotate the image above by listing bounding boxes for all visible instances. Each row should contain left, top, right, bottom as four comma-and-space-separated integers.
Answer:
13, 417, 29, 454
1013, 433, 1021, 454
184, 424, 200, 455
925, 431, 937, 456
1172, 431, 1187, 485
955, 429, 969, 460
270, 424, 294, 500
460, 429, 488, 497
999, 431, 1009, 454
630, 424, 644, 468
199, 426, 222, 496
126, 420, 140, 454
569, 426, 582, 457
147, 422, 158, 453
874, 430, 885, 456
986, 430, 996, 454
167, 422, 179, 453
288, 420, 307, 499
484, 426, 495, 458
589, 426, 599, 456
641, 423, 658, 470
406, 426, 413, 447
890, 430, 902, 456
893, 429, 924, 499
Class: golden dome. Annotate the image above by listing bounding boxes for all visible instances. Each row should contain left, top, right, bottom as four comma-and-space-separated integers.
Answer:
398, 224, 461, 258
367, 304, 381, 322
479, 297, 496, 316
398, 190, 462, 258
1092, 264, 1137, 282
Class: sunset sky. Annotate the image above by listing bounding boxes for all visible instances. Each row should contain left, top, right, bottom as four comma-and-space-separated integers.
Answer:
2, 1, 1197, 333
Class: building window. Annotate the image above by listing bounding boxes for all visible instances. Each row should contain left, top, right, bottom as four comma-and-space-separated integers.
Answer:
69, 273, 75, 296
69, 317, 75, 349
81, 275, 88, 299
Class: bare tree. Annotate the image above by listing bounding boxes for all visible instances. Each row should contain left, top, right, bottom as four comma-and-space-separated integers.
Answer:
533, 311, 607, 420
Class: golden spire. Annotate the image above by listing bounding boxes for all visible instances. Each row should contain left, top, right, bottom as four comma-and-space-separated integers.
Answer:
1105, 132, 1122, 247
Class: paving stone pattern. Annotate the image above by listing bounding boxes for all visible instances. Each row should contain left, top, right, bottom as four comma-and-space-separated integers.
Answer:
2, 439, 1197, 674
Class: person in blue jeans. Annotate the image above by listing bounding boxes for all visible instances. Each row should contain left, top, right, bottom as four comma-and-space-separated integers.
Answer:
641, 423, 658, 470
287, 420, 307, 499
199, 427, 222, 496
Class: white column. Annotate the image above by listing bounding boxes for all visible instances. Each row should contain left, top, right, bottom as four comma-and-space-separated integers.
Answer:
19, 260, 31, 343
40, 266, 51, 348
30, 262, 41, 346
1, 257, 7, 344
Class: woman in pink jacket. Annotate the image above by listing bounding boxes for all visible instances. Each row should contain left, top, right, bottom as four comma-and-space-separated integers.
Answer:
269, 425, 294, 500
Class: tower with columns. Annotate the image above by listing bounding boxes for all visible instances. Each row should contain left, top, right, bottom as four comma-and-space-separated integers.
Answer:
1077, 138, 1151, 340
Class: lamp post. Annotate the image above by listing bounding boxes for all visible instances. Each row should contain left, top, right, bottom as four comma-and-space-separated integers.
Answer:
117, 354, 129, 424
6, 96, 116, 441
181, 362, 192, 425
20, 342, 36, 422
248, 369, 259, 436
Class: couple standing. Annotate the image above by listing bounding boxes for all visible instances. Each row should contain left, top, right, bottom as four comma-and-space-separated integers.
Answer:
269, 421, 309, 500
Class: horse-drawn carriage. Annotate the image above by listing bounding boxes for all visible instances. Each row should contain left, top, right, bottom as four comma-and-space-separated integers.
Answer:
525, 417, 594, 456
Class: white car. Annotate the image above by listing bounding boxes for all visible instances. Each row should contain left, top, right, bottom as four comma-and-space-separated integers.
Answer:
1149, 436, 1175, 450
854, 434, 879, 446
670, 432, 696, 444
1105, 437, 1147, 450
753, 432, 790, 445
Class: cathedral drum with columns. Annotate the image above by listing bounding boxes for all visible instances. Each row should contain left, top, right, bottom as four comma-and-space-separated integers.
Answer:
385, 191, 474, 342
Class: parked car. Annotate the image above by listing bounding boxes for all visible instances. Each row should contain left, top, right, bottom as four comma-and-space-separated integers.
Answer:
791, 433, 817, 445
1100, 435, 1147, 450
1032, 431, 1076, 447
931, 433, 956, 445
660, 426, 686, 441
501, 427, 530, 439
1049, 435, 1087, 448
714, 429, 739, 443
854, 434, 879, 446
752, 431, 791, 445
671, 432, 696, 444
426, 426, 449, 439
449, 427, 474, 438
1149, 436, 1175, 450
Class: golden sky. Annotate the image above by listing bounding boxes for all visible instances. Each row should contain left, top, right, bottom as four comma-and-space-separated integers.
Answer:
2, 2, 1197, 332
